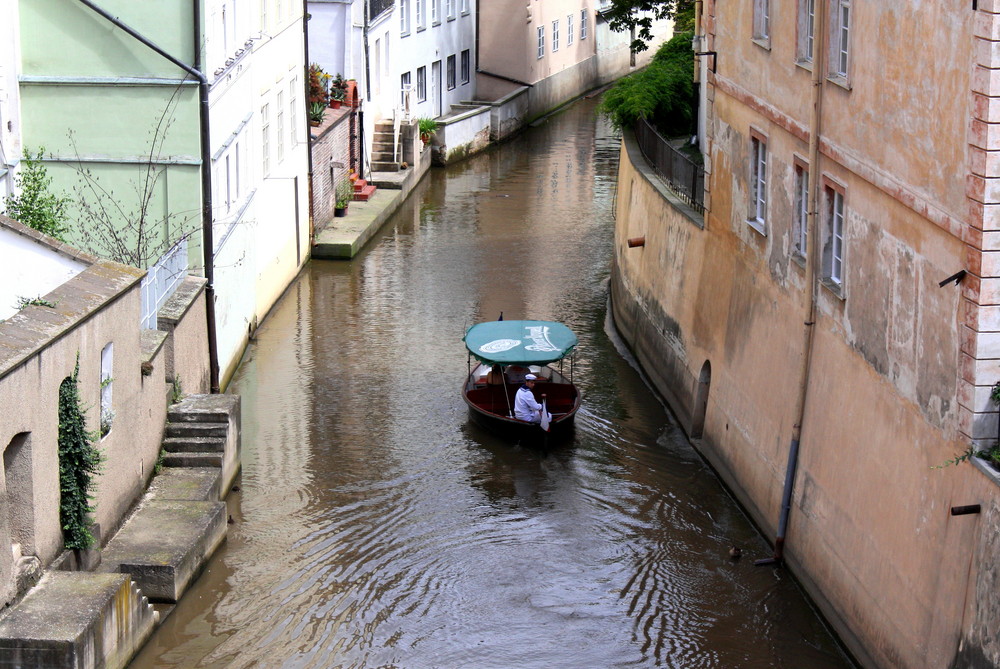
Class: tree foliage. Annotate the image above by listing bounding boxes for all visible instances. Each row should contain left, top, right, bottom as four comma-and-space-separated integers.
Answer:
603, 0, 695, 53
3, 148, 70, 240
58, 357, 103, 550
600, 31, 695, 135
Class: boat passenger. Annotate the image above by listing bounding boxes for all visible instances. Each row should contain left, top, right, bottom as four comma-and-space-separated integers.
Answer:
514, 374, 543, 423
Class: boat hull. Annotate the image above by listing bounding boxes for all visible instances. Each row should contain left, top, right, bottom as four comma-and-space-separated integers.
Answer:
462, 365, 580, 446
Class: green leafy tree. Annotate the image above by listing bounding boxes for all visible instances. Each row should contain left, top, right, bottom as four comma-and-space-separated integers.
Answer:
603, 0, 695, 53
601, 31, 695, 134
3, 148, 70, 240
58, 357, 103, 550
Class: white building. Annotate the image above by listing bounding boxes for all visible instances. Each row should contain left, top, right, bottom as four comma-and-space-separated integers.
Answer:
0, 0, 22, 203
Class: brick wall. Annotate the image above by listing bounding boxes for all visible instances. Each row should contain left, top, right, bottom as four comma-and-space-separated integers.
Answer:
310, 107, 357, 225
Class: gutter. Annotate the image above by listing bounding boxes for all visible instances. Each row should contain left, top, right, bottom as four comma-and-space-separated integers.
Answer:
754, 0, 825, 568
74, 0, 220, 392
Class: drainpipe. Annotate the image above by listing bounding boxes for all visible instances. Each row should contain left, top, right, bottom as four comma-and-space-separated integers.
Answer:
303, 1, 315, 243
363, 1, 371, 103
755, 0, 825, 567
74, 0, 220, 393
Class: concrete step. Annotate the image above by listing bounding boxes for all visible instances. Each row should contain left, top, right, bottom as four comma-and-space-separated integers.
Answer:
0, 571, 158, 668
372, 161, 400, 172
163, 436, 225, 453
165, 422, 227, 438
167, 394, 239, 424
162, 452, 224, 468
353, 184, 377, 201
99, 499, 227, 603
145, 467, 223, 502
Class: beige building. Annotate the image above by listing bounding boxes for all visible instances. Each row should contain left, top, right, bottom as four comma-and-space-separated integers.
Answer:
0, 215, 209, 608
478, 1, 667, 122
612, 1, 1000, 668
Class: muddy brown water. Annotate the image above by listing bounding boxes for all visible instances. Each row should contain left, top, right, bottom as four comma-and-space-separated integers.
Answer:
129, 98, 854, 669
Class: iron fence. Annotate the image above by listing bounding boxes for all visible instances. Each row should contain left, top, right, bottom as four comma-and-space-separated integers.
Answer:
634, 117, 705, 213
140, 238, 188, 330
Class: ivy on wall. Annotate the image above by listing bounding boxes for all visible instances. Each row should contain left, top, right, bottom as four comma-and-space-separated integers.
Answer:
57, 357, 103, 550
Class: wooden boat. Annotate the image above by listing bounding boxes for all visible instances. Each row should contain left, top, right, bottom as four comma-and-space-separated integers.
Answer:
462, 320, 581, 441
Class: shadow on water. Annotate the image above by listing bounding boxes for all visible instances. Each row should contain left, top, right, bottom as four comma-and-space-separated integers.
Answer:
130, 97, 855, 669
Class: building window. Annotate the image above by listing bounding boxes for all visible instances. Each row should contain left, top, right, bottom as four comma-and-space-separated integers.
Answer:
400, 0, 411, 35
417, 65, 427, 101
580, 9, 588, 40
100, 342, 113, 437
445, 0, 454, 19
823, 186, 846, 288
261, 102, 270, 176
416, 0, 425, 28
460, 0, 469, 14
401, 71, 411, 108
797, 0, 815, 63
753, 0, 770, 44
537, 25, 545, 58
289, 78, 297, 146
552, 20, 560, 52
447, 54, 456, 90
431, 0, 439, 24
276, 90, 284, 164
461, 49, 470, 84
793, 164, 808, 258
567, 14, 574, 46
748, 135, 767, 233
831, 0, 851, 78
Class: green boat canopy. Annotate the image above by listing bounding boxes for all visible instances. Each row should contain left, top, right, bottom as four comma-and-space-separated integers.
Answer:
463, 320, 578, 366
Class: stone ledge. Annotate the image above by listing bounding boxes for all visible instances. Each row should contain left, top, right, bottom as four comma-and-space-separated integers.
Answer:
156, 276, 206, 327
0, 571, 158, 669
98, 499, 226, 603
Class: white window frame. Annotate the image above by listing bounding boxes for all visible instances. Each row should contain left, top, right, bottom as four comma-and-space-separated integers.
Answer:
753, 0, 770, 45
445, 0, 454, 20
581, 9, 588, 40
793, 163, 809, 259
567, 14, 574, 46
289, 78, 297, 147
261, 102, 270, 176
400, 0, 411, 35
552, 20, 560, 52
797, 0, 816, 63
537, 25, 545, 59
823, 186, 846, 288
276, 90, 284, 164
460, 0, 469, 15
830, 0, 851, 80
417, 65, 427, 101
748, 134, 767, 233
416, 0, 425, 29
431, 0, 439, 25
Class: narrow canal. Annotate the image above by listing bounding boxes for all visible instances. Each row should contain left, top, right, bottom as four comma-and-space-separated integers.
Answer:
131, 98, 853, 668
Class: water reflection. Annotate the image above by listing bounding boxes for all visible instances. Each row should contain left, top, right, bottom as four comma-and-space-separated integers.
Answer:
130, 98, 852, 669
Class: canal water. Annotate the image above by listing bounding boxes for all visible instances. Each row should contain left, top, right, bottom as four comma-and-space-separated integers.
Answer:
130, 98, 853, 668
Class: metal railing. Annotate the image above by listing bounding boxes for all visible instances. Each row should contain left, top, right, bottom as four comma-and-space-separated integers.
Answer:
140, 238, 188, 330
634, 117, 705, 213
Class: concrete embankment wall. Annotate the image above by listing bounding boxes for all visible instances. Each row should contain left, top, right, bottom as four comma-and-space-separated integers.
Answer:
611, 132, 1000, 669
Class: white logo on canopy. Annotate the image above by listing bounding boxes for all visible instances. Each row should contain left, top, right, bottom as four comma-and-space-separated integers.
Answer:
523, 326, 559, 352
479, 339, 520, 354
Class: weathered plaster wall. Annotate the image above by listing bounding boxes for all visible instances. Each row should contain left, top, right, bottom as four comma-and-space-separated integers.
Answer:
613, 131, 1000, 669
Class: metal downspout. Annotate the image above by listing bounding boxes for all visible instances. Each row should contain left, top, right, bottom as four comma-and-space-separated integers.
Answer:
74, 0, 220, 393
755, 0, 825, 567
303, 1, 315, 243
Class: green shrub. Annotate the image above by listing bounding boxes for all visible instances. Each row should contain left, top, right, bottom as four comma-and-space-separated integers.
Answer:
601, 32, 695, 136
4, 148, 70, 240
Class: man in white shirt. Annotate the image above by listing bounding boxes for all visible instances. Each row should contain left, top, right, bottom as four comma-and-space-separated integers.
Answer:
514, 374, 543, 423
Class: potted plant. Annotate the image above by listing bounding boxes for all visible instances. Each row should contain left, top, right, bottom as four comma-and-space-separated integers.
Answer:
309, 102, 326, 126
330, 73, 348, 108
308, 62, 330, 108
334, 177, 353, 216
418, 117, 439, 146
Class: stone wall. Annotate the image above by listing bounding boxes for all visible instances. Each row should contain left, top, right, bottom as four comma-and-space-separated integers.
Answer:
310, 107, 356, 225
612, 132, 1000, 669
0, 218, 212, 609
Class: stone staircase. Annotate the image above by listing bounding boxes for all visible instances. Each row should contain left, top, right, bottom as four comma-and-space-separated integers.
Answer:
371, 120, 402, 172
162, 403, 228, 468
352, 177, 377, 202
